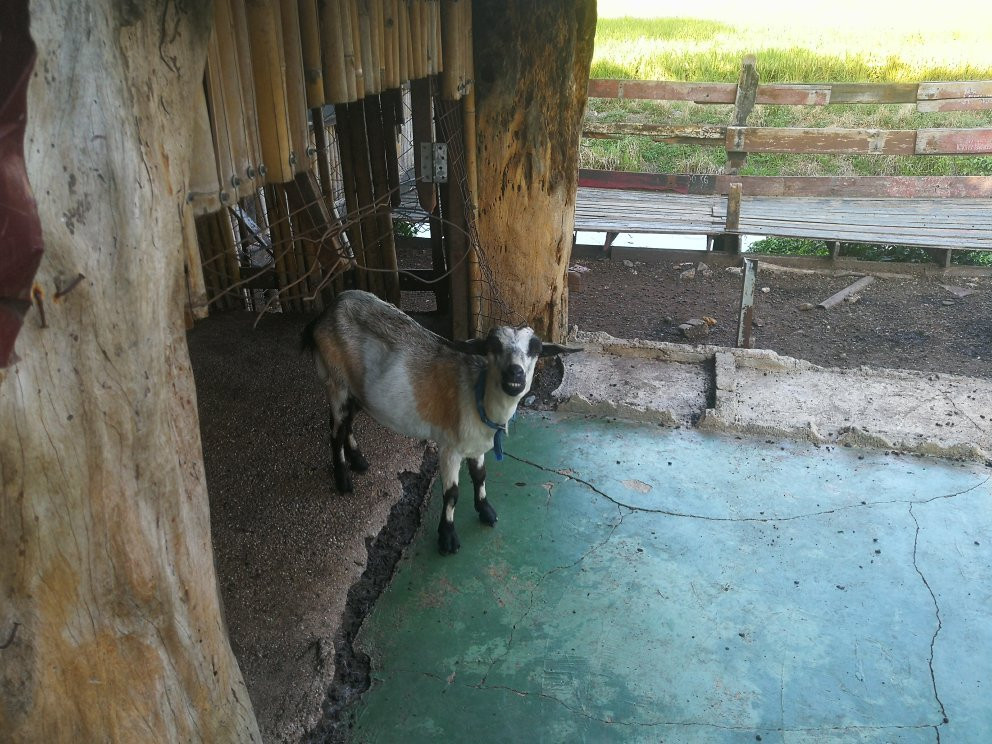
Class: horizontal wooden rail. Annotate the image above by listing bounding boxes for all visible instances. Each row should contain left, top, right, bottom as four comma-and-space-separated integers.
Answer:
588, 78, 992, 112
582, 122, 992, 155
577, 169, 992, 198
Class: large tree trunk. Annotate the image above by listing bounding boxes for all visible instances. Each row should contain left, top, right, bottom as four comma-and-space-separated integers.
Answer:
0, 2, 260, 741
472, 0, 596, 341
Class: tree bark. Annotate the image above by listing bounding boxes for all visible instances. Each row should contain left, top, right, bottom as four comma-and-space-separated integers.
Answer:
0, 2, 261, 741
473, 0, 596, 341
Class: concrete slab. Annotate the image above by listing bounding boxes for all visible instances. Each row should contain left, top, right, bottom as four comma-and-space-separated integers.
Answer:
347, 414, 992, 742
559, 331, 992, 462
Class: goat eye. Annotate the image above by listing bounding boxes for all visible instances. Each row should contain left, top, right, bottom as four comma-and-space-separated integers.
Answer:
527, 336, 542, 357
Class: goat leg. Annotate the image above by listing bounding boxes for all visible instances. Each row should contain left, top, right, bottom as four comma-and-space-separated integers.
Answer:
437, 452, 461, 554
468, 454, 497, 526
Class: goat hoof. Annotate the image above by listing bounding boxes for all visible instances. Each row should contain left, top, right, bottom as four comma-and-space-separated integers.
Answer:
476, 501, 498, 526
348, 451, 370, 473
437, 524, 460, 555
334, 471, 354, 494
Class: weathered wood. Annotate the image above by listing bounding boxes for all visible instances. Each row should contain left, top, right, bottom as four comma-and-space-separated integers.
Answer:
189, 79, 223, 215
365, 94, 401, 303
755, 84, 831, 105
725, 182, 742, 231
298, 0, 324, 107
578, 169, 992, 198
583, 121, 726, 144
917, 97, 992, 112
916, 128, 992, 154
229, 0, 264, 182
727, 126, 918, 155
212, 0, 254, 197
347, 99, 386, 296
829, 82, 918, 103
474, 0, 596, 340
727, 55, 758, 173
279, 0, 310, 173
204, 33, 236, 201
2, 3, 261, 741
319, 0, 349, 103
917, 81, 992, 100
587, 79, 737, 103
246, 0, 295, 182
817, 276, 874, 309
335, 102, 368, 290
410, 76, 436, 212
736, 258, 757, 348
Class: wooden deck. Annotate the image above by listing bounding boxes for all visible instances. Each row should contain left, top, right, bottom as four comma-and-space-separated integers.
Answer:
574, 186, 992, 250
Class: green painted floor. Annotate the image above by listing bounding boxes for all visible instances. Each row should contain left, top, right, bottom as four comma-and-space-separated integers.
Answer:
349, 413, 992, 743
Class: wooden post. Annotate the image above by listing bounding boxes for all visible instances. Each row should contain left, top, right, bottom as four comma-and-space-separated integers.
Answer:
383, 88, 403, 207
736, 258, 757, 348
334, 103, 368, 290
411, 76, 437, 212
347, 100, 386, 296
727, 55, 758, 175
366, 94, 401, 304
204, 33, 236, 204
831, 241, 842, 260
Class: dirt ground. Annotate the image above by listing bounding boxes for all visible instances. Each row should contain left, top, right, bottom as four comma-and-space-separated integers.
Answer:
568, 254, 992, 380
189, 252, 990, 742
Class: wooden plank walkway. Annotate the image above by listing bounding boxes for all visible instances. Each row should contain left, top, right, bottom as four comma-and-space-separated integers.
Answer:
575, 187, 992, 250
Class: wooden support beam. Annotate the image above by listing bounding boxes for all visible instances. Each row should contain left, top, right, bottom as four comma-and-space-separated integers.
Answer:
366, 94, 401, 304
347, 99, 386, 297
725, 182, 742, 231
229, 0, 264, 184
245, 0, 294, 183
279, 0, 310, 174
334, 102, 368, 291
411, 76, 437, 212
736, 258, 757, 348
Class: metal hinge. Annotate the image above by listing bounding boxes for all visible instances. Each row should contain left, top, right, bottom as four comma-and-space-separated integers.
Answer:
419, 142, 448, 183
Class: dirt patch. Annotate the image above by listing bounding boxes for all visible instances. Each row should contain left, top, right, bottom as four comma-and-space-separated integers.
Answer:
569, 255, 992, 380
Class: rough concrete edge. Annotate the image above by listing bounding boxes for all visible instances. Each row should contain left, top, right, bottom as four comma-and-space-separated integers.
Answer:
560, 328, 992, 464
304, 446, 439, 744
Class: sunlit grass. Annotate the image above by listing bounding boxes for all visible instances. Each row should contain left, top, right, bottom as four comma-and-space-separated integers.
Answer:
583, 10, 992, 177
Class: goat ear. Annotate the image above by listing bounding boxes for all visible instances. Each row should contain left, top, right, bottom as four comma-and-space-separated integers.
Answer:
448, 337, 490, 356
540, 343, 582, 357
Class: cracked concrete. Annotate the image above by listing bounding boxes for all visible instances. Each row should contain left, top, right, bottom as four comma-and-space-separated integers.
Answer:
346, 414, 992, 742
557, 331, 992, 463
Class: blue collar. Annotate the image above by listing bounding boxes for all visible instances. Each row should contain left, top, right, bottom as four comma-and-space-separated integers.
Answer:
475, 369, 510, 461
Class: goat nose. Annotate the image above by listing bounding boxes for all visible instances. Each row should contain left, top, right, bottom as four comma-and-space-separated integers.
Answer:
505, 365, 525, 384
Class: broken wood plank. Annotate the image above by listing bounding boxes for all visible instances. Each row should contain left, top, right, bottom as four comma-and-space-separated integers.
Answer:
918, 81, 992, 100
817, 276, 875, 309
583, 121, 726, 144
915, 128, 992, 155
727, 126, 917, 156
736, 258, 757, 348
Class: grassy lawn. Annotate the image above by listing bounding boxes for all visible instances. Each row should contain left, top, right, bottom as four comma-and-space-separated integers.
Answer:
582, 2, 992, 178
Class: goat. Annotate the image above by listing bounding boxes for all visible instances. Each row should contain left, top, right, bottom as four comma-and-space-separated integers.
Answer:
301, 289, 578, 554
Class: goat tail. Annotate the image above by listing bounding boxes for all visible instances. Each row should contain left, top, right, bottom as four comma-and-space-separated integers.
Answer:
301, 316, 320, 355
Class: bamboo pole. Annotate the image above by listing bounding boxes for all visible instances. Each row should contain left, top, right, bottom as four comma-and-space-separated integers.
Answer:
280, 0, 310, 174
383, 0, 394, 90
205, 34, 236, 202
245, 0, 295, 183
366, 94, 400, 304
318, 0, 349, 104
217, 208, 245, 311
213, 0, 254, 198
335, 103, 369, 291
433, 0, 442, 75
397, 0, 409, 83
408, 0, 421, 80
383, 88, 402, 207
229, 0, 264, 185
348, 100, 385, 298
298, 0, 325, 108
356, 0, 376, 96
372, 0, 384, 94
346, 0, 364, 99
195, 215, 223, 311
189, 78, 223, 215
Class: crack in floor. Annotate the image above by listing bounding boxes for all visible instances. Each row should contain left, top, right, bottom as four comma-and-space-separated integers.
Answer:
475, 484, 627, 688
392, 667, 946, 735
505, 452, 990, 524
909, 503, 950, 742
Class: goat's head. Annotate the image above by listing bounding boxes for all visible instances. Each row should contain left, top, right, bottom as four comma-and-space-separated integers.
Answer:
452, 327, 581, 398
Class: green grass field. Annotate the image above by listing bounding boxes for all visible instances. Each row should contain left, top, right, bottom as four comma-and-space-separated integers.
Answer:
582, 4, 992, 178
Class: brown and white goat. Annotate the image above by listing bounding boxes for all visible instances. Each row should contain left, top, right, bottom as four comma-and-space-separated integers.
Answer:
301, 289, 577, 554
